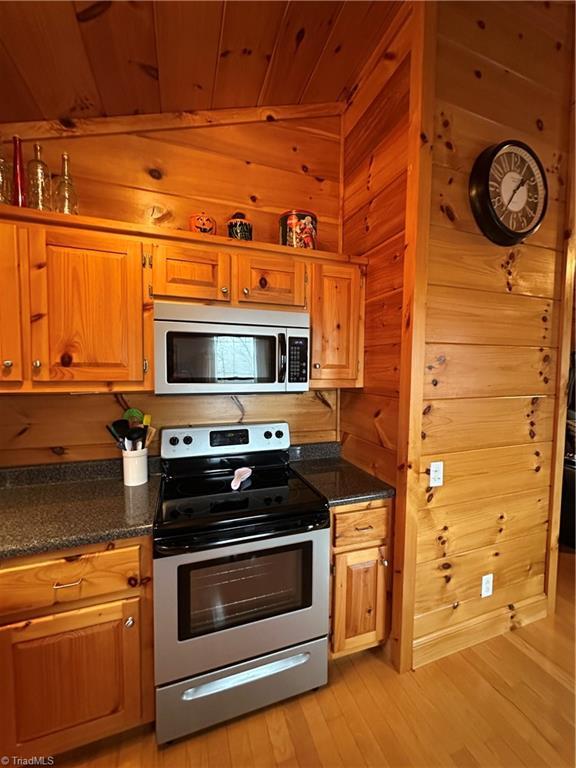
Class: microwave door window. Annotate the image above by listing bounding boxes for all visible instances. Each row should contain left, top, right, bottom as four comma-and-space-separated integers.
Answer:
167, 333, 277, 383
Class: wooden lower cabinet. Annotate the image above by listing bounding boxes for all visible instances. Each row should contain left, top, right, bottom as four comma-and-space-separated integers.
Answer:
332, 546, 388, 655
330, 499, 392, 657
0, 599, 141, 756
0, 537, 153, 758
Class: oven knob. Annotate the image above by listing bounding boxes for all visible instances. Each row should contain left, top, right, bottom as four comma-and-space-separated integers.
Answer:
169, 436, 179, 446
183, 435, 193, 445
264, 430, 272, 439
275, 430, 284, 439
264, 497, 272, 505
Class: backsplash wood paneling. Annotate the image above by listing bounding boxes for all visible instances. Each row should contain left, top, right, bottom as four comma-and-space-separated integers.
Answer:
0, 391, 338, 467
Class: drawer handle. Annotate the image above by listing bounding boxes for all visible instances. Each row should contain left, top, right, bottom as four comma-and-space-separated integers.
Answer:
53, 578, 83, 590
355, 524, 374, 532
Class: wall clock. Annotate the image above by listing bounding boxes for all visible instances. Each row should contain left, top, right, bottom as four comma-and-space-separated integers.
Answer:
469, 140, 548, 246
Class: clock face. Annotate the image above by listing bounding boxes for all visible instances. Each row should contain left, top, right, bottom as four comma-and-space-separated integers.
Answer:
469, 141, 548, 246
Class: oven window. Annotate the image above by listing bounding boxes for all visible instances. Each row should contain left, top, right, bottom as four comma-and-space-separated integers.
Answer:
177, 543, 312, 640
167, 332, 276, 383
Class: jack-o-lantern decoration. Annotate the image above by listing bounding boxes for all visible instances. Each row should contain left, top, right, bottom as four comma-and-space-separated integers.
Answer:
189, 212, 217, 235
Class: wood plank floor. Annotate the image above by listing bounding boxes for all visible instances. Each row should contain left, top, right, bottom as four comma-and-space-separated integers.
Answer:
60, 550, 574, 768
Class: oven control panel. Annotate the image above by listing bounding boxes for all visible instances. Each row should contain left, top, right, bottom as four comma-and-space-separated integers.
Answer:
161, 422, 291, 459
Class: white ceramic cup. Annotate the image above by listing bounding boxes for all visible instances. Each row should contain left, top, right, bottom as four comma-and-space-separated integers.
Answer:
122, 447, 148, 487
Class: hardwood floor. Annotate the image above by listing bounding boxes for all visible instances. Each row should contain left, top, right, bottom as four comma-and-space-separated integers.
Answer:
60, 550, 574, 768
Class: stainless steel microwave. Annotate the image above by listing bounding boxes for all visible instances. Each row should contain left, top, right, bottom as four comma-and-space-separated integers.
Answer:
154, 302, 310, 394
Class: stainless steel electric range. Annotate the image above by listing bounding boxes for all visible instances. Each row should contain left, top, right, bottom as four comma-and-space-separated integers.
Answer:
153, 422, 330, 744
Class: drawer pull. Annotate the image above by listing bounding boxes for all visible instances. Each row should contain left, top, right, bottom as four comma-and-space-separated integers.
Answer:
355, 524, 374, 532
53, 578, 83, 590
125, 616, 135, 628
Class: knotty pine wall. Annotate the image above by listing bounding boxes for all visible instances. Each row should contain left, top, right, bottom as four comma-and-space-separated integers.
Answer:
339, 3, 412, 487
410, 1, 574, 667
15, 114, 341, 251
0, 113, 341, 467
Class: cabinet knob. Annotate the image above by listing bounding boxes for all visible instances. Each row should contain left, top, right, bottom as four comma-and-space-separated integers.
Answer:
124, 616, 135, 628
2, 360, 13, 368
313, 363, 321, 369
32, 359, 42, 369
243, 287, 250, 295
221, 286, 229, 294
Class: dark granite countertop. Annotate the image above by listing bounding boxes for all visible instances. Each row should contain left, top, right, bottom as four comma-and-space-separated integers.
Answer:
292, 456, 395, 507
0, 474, 159, 560
0, 443, 393, 561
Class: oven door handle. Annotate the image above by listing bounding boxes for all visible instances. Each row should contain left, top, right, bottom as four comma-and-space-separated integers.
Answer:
278, 333, 287, 383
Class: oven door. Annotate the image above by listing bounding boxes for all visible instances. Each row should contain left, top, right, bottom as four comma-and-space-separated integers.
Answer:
153, 528, 330, 685
154, 320, 288, 394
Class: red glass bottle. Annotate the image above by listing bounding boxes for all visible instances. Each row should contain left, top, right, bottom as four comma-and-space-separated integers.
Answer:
11, 135, 26, 207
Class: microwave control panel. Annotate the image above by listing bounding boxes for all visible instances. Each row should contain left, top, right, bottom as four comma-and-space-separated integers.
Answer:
288, 337, 308, 383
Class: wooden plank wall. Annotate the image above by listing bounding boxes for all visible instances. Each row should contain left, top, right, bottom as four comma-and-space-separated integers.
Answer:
410, 0, 574, 667
0, 391, 338, 467
0, 110, 342, 467
8, 113, 341, 252
339, 4, 412, 487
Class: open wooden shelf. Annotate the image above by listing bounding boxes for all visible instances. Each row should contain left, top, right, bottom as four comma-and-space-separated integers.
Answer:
0, 204, 366, 264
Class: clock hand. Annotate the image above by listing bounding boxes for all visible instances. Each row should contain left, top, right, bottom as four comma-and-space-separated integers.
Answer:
505, 177, 527, 209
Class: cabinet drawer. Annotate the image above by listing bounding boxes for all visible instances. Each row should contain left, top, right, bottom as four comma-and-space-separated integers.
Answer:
333, 507, 388, 547
0, 545, 141, 617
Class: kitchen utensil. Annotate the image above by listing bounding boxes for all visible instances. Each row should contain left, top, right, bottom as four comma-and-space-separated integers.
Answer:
145, 426, 156, 448
127, 426, 146, 450
106, 424, 124, 449
143, 413, 152, 426
231, 466, 252, 491
112, 419, 130, 440
123, 407, 144, 425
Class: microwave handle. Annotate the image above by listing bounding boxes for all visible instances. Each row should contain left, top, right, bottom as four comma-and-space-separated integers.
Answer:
278, 333, 287, 383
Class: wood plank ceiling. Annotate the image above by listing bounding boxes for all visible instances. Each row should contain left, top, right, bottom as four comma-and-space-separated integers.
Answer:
0, 0, 400, 124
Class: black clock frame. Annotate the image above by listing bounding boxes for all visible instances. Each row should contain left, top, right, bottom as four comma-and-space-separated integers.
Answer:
468, 140, 548, 246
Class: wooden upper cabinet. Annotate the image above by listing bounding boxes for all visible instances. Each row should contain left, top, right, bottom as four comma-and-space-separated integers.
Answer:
27, 229, 144, 383
0, 223, 23, 384
311, 263, 361, 382
0, 598, 142, 756
153, 243, 231, 301
236, 254, 307, 307
332, 546, 387, 656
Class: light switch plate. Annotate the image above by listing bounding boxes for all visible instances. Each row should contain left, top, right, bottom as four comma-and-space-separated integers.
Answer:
481, 573, 494, 598
429, 461, 444, 487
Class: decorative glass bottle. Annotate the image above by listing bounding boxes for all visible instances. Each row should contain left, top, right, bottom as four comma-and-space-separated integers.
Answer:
27, 143, 51, 211
11, 136, 26, 207
0, 141, 10, 205
54, 152, 79, 215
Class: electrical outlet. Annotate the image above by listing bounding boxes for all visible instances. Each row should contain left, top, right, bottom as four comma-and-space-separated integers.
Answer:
429, 461, 444, 487
481, 573, 494, 598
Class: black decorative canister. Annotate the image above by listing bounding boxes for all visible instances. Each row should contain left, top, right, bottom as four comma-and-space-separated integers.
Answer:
279, 209, 317, 249
227, 211, 253, 240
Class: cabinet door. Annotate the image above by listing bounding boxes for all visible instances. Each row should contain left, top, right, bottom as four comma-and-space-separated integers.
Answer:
332, 546, 387, 655
0, 598, 141, 756
311, 263, 361, 382
28, 228, 143, 383
0, 223, 23, 384
153, 243, 231, 301
236, 254, 306, 306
